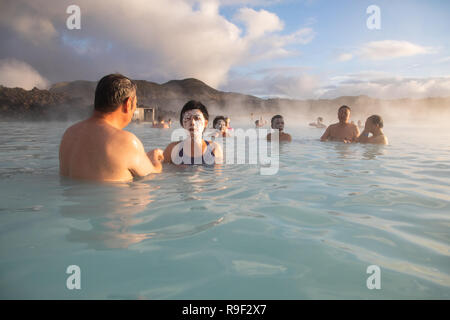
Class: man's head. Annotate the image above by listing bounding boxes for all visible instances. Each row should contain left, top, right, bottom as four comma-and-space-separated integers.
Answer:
213, 116, 227, 132
338, 105, 351, 124
271, 115, 284, 131
94, 74, 137, 126
180, 100, 209, 137
365, 115, 384, 133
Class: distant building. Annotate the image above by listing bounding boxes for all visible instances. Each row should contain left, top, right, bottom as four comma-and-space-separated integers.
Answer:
132, 105, 156, 122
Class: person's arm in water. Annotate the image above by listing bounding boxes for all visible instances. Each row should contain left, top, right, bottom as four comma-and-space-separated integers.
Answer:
212, 141, 223, 164
163, 141, 179, 164
358, 132, 388, 145
356, 128, 370, 143
351, 125, 360, 142
320, 126, 331, 141
284, 133, 292, 142
128, 133, 163, 176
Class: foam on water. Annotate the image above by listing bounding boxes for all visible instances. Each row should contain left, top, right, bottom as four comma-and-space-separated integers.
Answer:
0, 120, 449, 299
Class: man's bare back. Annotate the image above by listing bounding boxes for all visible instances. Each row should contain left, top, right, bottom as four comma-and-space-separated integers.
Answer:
59, 73, 163, 182
60, 118, 161, 182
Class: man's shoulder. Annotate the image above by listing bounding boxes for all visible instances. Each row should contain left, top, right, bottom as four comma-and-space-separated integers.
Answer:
114, 130, 142, 149
328, 123, 339, 129
61, 120, 88, 142
373, 134, 388, 145
64, 120, 85, 134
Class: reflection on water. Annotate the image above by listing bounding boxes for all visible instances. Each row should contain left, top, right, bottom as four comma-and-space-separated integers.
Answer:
361, 144, 388, 160
59, 179, 156, 249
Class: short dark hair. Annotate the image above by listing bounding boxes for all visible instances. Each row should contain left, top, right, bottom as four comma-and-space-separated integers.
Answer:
271, 114, 283, 127
368, 115, 384, 128
179, 100, 209, 126
94, 74, 136, 113
213, 116, 226, 128
338, 105, 351, 112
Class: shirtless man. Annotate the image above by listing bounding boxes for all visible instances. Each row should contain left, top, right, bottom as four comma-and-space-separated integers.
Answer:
357, 115, 389, 145
267, 115, 292, 142
320, 105, 359, 143
59, 74, 163, 182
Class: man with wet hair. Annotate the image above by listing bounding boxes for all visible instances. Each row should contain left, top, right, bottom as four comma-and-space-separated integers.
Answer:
320, 105, 359, 143
59, 73, 164, 182
357, 115, 388, 145
267, 115, 292, 142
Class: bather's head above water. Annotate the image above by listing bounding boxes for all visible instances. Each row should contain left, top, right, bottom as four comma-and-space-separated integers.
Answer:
180, 100, 209, 139
94, 74, 137, 128
271, 115, 285, 131
365, 114, 384, 133
338, 105, 351, 124
213, 116, 227, 133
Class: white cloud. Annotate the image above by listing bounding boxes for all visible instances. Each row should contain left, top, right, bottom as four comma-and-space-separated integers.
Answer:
359, 40, 437, 60
338, 40, 437, 63
0, 58, 49, 89
224, 68, 450, 100
235, 7, 283, 39
320, 76, 450, 99
223, 67, 321, 99
0, 1, 57, 45
337, 53, 353, 62
436, 56, 450, 64
0, 0, 315, 88
219, 0, 282, 6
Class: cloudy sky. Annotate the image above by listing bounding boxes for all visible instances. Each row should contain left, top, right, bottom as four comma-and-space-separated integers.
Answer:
0, 0, 449, 99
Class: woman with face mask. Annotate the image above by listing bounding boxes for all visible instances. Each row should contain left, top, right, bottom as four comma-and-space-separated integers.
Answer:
163, 100, 223, 165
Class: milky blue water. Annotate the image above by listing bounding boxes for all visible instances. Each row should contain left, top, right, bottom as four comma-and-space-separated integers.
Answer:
0, 120, 449, 299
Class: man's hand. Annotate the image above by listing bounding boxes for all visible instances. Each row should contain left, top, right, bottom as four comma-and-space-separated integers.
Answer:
148, 148, 164, 164
147, 148, 164, 173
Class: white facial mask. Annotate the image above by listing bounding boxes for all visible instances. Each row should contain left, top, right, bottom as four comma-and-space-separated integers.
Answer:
182, 109, 205, 138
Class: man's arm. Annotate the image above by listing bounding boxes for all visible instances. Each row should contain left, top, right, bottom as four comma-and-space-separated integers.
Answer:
128, 134, 163, 177
286, 133, 292, 142
352, 125, 360, 142
320, 126, 331, 141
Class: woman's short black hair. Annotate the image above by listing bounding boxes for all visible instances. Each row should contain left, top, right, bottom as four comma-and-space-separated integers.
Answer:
179, 100, 209, 126
213, 116, 226, 128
